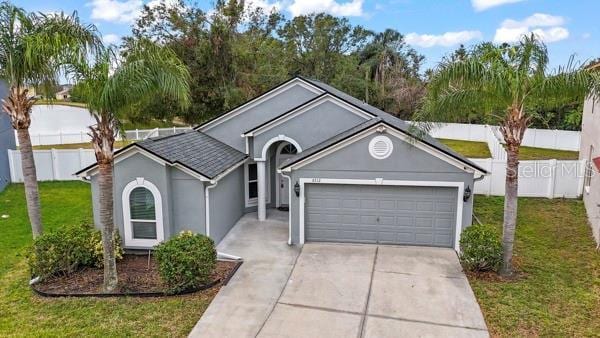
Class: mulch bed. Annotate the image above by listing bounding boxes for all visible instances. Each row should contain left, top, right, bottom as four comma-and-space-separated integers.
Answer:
32, 254, 241, 297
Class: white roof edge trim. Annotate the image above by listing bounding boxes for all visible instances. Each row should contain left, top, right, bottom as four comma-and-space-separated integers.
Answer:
242, 94, 374, 137
284, 123, 486, 175
200, 78, 324, 132
210, 157, 248, 183
78, 145, 211, 182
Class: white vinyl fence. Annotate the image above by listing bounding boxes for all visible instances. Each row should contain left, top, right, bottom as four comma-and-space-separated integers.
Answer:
7, 149, 587, 199
21, 126, 192, 146
470, 158, 586, 198
428, 123, 581, 151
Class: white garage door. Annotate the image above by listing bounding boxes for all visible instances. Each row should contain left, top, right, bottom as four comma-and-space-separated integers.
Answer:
305, 184, 457, 247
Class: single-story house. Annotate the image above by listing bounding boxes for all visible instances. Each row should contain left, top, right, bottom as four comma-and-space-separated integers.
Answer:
76, 77, 487, 251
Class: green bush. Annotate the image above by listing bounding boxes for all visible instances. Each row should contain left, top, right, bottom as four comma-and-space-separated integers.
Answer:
154, 231, 217, 294
28, 223, 123, 280
459, 223, 503, 272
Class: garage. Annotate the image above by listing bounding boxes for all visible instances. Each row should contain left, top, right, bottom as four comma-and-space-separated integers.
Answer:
304, 184, 458, 247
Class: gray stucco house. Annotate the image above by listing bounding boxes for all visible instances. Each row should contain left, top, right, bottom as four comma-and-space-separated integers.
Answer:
0, 82, 15, 192
77, 77, 487, 251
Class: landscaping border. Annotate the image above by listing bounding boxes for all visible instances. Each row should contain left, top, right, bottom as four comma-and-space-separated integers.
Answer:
31, 259, 243, 298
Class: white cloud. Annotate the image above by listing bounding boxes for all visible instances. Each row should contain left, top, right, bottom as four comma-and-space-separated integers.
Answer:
471, 0, 525, 12
405, 30, 483, 48
288, 0, 364, 17
493, 13, 569, 43
88, 0, 143, 23
102, 34, 121, 44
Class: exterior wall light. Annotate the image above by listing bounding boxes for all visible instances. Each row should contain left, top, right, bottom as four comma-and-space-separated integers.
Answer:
463, 185, 472, 202
294, 182, 301, 197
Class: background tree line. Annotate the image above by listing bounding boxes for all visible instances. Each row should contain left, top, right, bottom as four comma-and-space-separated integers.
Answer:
69, 0, 589, 130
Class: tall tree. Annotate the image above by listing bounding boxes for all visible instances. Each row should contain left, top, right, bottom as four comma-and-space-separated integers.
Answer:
417, 35, 591, 276
69, 40, 190, 291
0, 2, 100, 237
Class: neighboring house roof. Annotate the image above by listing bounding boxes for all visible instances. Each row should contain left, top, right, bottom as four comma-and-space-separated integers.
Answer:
76, 130, 247, 180
278, 118, 488, 174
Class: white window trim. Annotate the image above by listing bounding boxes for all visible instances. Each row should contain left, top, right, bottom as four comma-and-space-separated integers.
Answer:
244, 160, 271, 207
297, 178, 465, 252
122, 177, 164, 248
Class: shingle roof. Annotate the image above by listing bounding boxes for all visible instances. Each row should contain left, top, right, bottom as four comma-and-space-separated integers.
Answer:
76, 130, 247, 180
135, 130, 247, 179
297, 77, 486, 173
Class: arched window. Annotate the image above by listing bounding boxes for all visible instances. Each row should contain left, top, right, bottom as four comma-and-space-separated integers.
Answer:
122, 178, 164, 247
280, 144, 298, 155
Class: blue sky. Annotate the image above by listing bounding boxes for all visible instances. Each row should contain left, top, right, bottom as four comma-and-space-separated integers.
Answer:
14, 0, 599, 71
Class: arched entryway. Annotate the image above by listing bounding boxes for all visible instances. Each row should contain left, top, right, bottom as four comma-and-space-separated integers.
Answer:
275, 142, 298, 209
255, 136, 302, 221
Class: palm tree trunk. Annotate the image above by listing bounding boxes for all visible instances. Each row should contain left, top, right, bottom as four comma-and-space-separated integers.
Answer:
98, 162, 118, 291
15, 128, 43, 237
500, 144, 521, 277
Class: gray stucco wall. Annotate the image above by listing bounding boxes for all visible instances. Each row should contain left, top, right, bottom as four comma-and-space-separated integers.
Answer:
251, 100, 369, 159
0, 82, 14, 192
208, 165, 245, 244
202, 83, 320, 152
170, 168, 206, 235
91, 152, 207, 249
580, 95, 600, 244
285, 131, 475, 245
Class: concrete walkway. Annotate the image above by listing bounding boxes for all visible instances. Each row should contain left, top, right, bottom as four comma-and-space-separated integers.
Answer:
189, 209, 300, 338
258, 243, 489, 338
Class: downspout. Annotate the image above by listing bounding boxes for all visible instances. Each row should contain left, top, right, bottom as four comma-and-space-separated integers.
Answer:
279, 170, 293, 245
205, 177, 243, 261
204, 180, 218, 238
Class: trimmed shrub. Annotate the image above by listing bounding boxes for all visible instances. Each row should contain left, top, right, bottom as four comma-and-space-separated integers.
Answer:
459, 223, 503, 272
154, 231, 217, 294
28, 223, 123, 280
91, 230, 124, 267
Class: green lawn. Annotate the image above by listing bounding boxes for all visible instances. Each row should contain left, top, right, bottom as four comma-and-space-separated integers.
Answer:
438, 138, 492, 158
0, 182, 216, 337
472, 196, 600, 337
438, 138, 579, 160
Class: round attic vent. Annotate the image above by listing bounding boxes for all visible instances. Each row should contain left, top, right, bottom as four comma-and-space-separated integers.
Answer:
368, 135, 393, 160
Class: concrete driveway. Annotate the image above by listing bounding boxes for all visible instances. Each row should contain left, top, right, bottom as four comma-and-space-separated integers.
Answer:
258, 243, 489, 338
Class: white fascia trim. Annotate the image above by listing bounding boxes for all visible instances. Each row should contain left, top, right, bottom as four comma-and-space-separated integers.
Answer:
210, 157, 247, 184
298, 178, 465, 251
242, 94, 374, 137
122, 177, 165, 248
200, 78, 324, 131
282, 123, 485, 175
255, 135, 303, 162
78, 145, 211, 182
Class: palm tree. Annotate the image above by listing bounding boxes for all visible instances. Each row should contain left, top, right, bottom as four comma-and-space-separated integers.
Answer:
359, 29, 409, 99
0, 2, 101, 237
418, 35, 591, 276
70, 40, 190, 291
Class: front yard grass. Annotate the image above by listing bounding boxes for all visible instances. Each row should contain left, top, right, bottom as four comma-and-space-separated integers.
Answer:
0, 182, 216, 337
472, 196, 600, 337
438, 138, 579, 160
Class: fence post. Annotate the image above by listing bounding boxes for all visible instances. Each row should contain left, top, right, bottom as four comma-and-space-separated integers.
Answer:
547, 159, 557, 199
486, 158, 493, 196
51, 149, 59, 180
79, 148, 86, 168
135, 129, 139, 140
7, 150, 17, 182
577, 159, 586, 197
38, 133, 42, 145
59, 131, 63, 144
